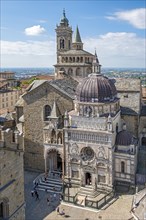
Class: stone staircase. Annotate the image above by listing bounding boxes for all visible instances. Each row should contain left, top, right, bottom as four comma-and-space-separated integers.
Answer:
34, 172, 63, 194
77, 185, 100, 198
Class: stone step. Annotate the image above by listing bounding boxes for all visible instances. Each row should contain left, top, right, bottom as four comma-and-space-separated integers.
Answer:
75, 195, 86, 206
41, 179, 63, 186
35, 176, 63, 193
40, 176, 62, 183
78, 186, 100, 198
36, 184, 62, 193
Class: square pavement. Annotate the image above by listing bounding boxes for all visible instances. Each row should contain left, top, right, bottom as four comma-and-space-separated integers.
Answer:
24, 171, 134, 220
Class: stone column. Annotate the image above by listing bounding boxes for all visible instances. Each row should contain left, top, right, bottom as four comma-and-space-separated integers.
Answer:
44, 155, 48, 173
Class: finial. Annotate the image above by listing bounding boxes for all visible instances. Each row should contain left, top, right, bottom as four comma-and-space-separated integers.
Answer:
95, 48, 97, 57
63, 8, 66, 17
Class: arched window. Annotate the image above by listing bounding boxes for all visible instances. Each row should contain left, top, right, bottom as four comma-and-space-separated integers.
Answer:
68, 68, 73, 75
60, 38, 64, 49
86, 67, 92, 74
44, 105, 51, 121
68, 40, 71, 49
0, 198, 9, 218
51, 129, 56, 143
76, 67, 81, 76
121, 161, 125, 173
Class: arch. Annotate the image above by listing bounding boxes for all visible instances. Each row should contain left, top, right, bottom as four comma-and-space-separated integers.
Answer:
121, 161, 125, 173
51, 129, 56, 143
60, 38, 64, 49
76, 57, 80, 62
0, 198, 9, 219
46, 148, 63, 172
76, 67, 81, 77
68, 68, 73, 75
86, 172, 92, 185
97, 162, 105, 167
86, 67, 92, 74
44, 105, 51, 121
60, 67, 65, 73
57, 131, 62, 144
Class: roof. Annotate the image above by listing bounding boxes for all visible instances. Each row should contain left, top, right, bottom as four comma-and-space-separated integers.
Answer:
120, 106, 138, 116
74, 26, 82, 43
50, 77, 78, 99
116, 130, 134, 146
115, 78, 141, 92
47, 101, 61, 119
76, 73, 117, 103
59, 49, 94, 56
15, 96, 24, 107
22, 77, 78, 100
26, 80, 47, 92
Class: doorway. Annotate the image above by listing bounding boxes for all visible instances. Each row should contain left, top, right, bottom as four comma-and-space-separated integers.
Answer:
85, 172, 92, 185
57, 153, 62, 171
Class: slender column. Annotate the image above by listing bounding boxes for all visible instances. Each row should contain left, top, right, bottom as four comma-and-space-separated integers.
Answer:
45, 155, 47, 173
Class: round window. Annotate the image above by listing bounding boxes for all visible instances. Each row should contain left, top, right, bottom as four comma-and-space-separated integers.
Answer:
81, 147, 94, 161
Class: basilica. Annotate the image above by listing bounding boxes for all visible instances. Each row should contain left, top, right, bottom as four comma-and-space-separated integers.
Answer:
15, 10, 145, 195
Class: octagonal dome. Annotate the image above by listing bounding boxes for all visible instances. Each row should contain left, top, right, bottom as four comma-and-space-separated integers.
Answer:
76, 73, 117, 103
116, 130, 133, 146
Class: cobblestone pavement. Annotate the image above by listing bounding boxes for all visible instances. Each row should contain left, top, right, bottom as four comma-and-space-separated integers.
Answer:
24, 171, 134, 220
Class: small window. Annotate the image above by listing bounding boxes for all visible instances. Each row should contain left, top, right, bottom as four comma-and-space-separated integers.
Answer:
121, 161, 125, 173
44, 105, 51, 121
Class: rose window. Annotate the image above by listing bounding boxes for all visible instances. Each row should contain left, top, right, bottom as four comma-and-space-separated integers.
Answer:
80, 147, 94, 161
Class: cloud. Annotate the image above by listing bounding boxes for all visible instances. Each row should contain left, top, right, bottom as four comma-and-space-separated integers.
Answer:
1, 40, 55, 55
1, 32, 145, 68
38, 20, 47, 23
24, 25, 46, 36
106, 8, 146, 29
83, 32, 145, 67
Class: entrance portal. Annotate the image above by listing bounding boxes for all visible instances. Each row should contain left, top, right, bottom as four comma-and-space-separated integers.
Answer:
47, 150, 62, 172
86, 172, 92, 185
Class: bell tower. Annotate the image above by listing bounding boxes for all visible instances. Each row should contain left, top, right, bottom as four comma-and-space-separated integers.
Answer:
55, 9, 73, 63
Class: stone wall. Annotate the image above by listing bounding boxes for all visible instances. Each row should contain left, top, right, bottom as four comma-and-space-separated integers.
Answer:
23, 82, 74, 171
0, 129, 25, 220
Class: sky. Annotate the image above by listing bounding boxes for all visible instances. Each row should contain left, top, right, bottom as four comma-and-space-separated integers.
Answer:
1, 0, 146, 68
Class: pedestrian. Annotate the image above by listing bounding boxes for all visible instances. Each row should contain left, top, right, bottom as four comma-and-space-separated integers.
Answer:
31, 190, 34, 197
60, 209, 65, 216
53, 193, 56, 200
47, 198, 50, 206
56, 206, 60, 214
36, 192, 39, 200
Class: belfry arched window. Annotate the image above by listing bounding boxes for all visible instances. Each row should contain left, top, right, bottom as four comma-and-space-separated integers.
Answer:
44, 105, 51, 121
60, 38, 64, 49
121, 161, 125, 173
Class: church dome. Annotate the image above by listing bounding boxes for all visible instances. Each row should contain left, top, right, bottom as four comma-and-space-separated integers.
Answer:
60, 9, 69, 26
116, 130, 133, 146
75, 73, 117, 103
